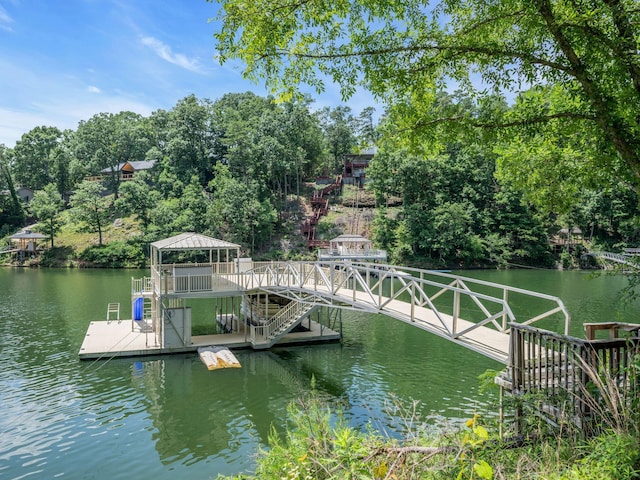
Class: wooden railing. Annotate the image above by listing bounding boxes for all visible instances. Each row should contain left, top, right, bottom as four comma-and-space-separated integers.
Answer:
506, 323, 640, 426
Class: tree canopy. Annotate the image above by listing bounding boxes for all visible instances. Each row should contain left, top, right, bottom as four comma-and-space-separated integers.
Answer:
212, 0, 640, 207
30, 184, 65, 248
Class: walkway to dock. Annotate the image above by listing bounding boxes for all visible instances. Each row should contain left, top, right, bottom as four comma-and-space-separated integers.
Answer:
131, 261, 570, 363
234, 262, 570, 364
585, 250, 639, 268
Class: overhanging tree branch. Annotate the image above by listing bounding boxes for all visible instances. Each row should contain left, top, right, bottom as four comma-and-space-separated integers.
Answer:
264, 43, 573, 74
410, 111, 598, 132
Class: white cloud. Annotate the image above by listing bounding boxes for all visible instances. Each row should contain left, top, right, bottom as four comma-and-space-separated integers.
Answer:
0, 6, 14, 32
140, 35, 204, 73
87, 85, 101, 94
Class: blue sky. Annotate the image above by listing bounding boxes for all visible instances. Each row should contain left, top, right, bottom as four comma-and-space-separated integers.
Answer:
0, 0, 375, 147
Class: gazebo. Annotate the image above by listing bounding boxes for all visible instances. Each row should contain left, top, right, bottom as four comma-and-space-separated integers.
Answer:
9, 230, 48, 253
317, 234, 387, 262
149, 232, 241, 269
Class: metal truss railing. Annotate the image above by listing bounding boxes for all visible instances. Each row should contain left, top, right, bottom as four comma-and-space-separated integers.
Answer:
239, 261, 571, 339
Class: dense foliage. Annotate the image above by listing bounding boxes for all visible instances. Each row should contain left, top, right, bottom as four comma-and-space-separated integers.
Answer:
219, 384, 640, 480
213, 0, 640, 211
1, 88, 640, 266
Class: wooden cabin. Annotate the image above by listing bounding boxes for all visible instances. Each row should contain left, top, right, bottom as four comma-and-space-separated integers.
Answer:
85, 160, 156, 182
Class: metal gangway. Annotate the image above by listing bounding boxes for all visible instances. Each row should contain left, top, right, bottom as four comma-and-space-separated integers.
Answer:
585, 250, 640, 268
238, 262, 570, 363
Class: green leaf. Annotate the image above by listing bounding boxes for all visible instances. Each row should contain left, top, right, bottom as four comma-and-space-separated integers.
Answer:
473, 425, 489, 441
473, 460, 493, 480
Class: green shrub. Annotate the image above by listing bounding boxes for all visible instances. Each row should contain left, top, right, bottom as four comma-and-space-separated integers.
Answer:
561, 432, 640, 480
79, 240, 146, 267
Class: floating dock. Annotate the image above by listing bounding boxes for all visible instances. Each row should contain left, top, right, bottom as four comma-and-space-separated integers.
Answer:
78, 317, 340, 360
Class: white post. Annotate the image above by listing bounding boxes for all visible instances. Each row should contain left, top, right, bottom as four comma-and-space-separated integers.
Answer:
502, 288, 509, 332
453, 280, 460, 335
411, 282, 415, 321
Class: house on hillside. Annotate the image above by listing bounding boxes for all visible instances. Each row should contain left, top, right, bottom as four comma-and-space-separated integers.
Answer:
342, 147, 376, 187
1, 186, 34, 204
86, 160, 157, 183
16, 187, 35, 204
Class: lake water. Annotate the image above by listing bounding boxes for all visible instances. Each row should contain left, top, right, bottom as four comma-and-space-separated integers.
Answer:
1, 267, 638, 478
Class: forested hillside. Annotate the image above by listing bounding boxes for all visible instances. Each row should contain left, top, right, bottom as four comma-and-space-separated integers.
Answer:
1, 91, 639, 267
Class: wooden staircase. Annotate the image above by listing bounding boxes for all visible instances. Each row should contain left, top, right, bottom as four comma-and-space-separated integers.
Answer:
301, 175, 342, 249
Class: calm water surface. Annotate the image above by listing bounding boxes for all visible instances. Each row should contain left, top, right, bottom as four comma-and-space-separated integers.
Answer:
1, 268, 638, 478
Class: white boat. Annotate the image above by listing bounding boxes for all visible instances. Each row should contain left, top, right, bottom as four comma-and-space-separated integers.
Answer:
197, 346, 241, 370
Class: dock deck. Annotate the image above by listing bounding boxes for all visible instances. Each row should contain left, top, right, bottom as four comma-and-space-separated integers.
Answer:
78, 318, 340, 360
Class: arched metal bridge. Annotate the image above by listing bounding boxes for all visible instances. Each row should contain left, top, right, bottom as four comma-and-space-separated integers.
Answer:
584, 251, 639, 268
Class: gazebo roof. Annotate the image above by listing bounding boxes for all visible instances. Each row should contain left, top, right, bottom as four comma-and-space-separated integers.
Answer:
9, 230, 48, 240
150, 233, 240, 251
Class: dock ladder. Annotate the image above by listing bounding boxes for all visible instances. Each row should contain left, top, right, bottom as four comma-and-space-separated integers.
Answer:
107, 303, 120, 321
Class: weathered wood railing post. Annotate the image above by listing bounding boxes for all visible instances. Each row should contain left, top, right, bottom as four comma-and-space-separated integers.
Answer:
511, 324, 525, 435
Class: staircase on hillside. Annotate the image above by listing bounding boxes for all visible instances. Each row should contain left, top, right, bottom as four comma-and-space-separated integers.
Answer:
301, 175, 342, 249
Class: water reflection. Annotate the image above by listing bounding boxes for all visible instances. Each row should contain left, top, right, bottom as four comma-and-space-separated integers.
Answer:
127, 352, 318, 469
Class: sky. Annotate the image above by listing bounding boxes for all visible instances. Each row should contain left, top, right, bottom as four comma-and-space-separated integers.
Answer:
0, 0, 376, 147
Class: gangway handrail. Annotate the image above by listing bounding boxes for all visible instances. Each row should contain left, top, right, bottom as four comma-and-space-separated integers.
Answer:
586, 251, 639, 267
238, 261, 571, 338
132, 259, 571, 361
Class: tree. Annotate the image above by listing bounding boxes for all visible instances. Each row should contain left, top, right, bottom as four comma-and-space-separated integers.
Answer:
211, 92, 276, 180
11, 126, 65, 192
159, 95, 224, 185
0, 146, 25, 235
213, 0, 640, 205
30, 184, 64, 248
208, 164, 277, 251
356, 107, 379, 146
114, 172, 161, 232
317, 106, 357, 174
73, 112, 151, 199
70, 181, 111, 246
175, 176, 210, 233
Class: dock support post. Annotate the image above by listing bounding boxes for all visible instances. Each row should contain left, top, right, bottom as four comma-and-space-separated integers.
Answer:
513, 327, 524, 436
498, 385, 504, 438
